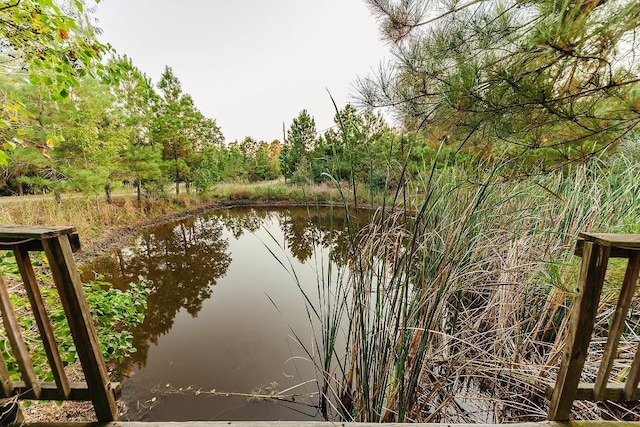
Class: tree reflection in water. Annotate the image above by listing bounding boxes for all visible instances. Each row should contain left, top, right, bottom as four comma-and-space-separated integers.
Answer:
215, 206, 357, 264
84, 207, 365, 371
85, 216, 232, 368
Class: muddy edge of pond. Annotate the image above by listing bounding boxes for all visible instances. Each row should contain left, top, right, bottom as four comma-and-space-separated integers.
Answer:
75, 199, 362, 268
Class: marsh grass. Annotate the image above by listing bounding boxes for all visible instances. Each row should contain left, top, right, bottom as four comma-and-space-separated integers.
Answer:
288, 151, 640, 422
209, 180, 377, 205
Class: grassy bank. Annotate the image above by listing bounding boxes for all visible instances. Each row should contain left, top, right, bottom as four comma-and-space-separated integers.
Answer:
0, 181, 354, 249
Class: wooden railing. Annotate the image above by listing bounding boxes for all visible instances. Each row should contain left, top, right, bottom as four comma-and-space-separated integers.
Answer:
1, 227, 639, 424
548, 232, 640, 420
0, 226, 119, 423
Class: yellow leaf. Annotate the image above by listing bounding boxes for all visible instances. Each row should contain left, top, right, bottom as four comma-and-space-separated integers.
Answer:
46, 139, 55, 148
31, 14, 42, 32
9, 115, 19, 122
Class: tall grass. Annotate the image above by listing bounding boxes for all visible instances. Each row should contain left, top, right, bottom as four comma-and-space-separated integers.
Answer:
0, 181, 353, 244
293, 150, 640, 422
0, 195, 147, 241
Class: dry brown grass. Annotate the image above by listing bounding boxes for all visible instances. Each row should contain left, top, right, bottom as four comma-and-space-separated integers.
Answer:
0, 195, 156, 242
294, 156, 640, 423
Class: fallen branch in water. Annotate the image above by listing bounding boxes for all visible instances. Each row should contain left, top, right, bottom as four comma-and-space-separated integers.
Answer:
150, 380, 319, 404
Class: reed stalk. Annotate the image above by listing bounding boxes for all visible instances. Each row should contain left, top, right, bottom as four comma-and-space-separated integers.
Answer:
290, 144, 640, 422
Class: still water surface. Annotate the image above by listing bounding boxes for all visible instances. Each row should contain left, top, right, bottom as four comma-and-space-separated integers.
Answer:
84, 206, 358, 421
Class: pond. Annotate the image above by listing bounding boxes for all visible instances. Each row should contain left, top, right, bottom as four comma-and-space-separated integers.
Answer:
83, 206, 361, 421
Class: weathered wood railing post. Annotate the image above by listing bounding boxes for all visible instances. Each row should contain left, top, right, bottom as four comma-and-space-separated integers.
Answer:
0, 225, 119, 422
548, 232, 640, 421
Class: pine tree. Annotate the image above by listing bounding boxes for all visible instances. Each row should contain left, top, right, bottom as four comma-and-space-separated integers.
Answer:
360, 0, 640, 170
280, 110, 317, 180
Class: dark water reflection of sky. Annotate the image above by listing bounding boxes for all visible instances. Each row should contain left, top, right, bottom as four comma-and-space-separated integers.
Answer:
83, 206, 356, 421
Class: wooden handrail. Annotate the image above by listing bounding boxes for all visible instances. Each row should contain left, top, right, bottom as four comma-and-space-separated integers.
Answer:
0, 225, 119, 423
548, 233, 640, 420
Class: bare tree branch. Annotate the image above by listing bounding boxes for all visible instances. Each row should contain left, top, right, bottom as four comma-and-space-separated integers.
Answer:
0, 0, 20, 12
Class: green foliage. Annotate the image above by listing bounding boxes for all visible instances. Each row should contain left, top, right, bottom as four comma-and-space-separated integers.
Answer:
305, 105, 399, 190
0, 0, 112, 97
280, 109, 317, 180
360, 0, 640, 170
0, 254, 151, 379
290, 156, 312, 185
220, 142, 248, 181
0, 57, 230, 198
0, 71, 127, 196
110, 56, 165, 201
191, 145, 222, 192
84, 275, 152, 361
152, 67, 224, 194
0, 0, 119, 167
243, 139, 279, 181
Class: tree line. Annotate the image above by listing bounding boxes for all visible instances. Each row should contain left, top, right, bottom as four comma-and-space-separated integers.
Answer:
2, 0, 638, 203
0, 50, 413, 199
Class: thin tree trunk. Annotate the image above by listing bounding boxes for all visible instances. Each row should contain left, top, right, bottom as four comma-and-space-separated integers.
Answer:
105, 181, 112, 204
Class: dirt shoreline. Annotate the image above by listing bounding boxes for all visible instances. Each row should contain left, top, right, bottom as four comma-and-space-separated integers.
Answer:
74, 199, 349, 267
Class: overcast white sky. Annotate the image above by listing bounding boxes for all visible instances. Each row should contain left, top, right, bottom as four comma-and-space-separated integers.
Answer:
94, 0, 390, 143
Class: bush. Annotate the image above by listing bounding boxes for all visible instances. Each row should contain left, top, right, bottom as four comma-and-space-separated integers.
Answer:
0, 253, 152, 380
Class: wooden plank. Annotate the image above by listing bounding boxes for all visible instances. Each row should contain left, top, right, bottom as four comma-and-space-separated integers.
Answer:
0, 234, 81, 253
578, 233, 640, 248
0, 226, 76, 240
0, 347, 14, 398
574, 239, 635, 258
548, 242, 610, 421
13, 245, 71, 398
594, 251, 640, 400
624, 254, 640, 399
0, 272, 41, 398
547, 382, 640, 401
42, 235, 119, 422
10, 381, 121, 401
624, 339, 640, 400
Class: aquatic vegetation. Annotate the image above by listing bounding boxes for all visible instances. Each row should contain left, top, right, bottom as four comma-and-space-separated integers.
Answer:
289, 153, 640, 422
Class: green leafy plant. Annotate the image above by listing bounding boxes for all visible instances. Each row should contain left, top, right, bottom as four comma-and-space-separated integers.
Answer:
84, 275, 152, 362
0, 256, 151, 380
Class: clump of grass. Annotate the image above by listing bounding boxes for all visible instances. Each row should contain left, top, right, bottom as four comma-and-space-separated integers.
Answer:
211, 180, 358, 205
291, 150, 640, 422
0, 191, 209, 242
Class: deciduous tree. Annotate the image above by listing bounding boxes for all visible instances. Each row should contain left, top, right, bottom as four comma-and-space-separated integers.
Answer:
0, 0, 114, 164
